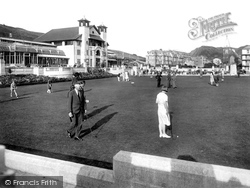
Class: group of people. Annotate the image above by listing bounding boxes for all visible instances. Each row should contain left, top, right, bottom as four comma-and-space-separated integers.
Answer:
9, 71, 172, 140
155, 71, 178, 139
117, 71, 130, 82
66, 71, 173, 141
209, 70, 225, 86
10, 78, 53, 99
155, 71, 177, 89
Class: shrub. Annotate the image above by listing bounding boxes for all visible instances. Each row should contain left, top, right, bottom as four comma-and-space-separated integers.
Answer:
0, 71, 115, 88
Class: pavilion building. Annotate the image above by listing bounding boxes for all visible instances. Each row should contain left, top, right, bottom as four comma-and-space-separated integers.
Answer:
34, 18, 108, 68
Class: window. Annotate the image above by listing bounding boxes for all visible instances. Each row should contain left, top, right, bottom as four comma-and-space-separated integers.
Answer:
77, 50, 81, 55
54, 41, 62, 46
77, 41, 81, 46
90, 50, 92, 56
86, 50, 88, 55
77, 59, 81, 64
65, 41, 73, 45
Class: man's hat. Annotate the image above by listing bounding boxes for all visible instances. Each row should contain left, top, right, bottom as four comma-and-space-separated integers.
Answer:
161, 85, 168, 92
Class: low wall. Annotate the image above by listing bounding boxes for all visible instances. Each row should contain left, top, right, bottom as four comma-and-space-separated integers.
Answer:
5, 150, 250, 188
43, 67, 73, 78
5, 68, 33, 75
113, 151, 250, 188
5, 150, 114, 188
33, 67, 87, 78
2, 67, 87, 78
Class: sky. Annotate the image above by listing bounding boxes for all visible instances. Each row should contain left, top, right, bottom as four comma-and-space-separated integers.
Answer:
1, 0, 250, 57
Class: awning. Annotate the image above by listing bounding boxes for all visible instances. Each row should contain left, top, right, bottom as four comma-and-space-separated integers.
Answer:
0, 43, 12, 52
36, 47, 66, 56
37, 54, 69, 59
89, 34, 104, 41
108, 59, 117, 62
16, 45, 37, 53
0, 42, 66, 56
0, 46, 10, 52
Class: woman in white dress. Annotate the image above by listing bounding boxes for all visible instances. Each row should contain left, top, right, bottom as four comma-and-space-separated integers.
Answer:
156, 86, 171, 138
124, 71, 129, 81
210, 72, 215, 85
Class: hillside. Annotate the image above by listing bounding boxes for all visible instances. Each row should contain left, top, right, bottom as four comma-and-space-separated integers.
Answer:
189, 45, 247, 61
0, 24, 43, 41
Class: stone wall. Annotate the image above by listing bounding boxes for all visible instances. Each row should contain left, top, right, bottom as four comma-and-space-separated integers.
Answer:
5, 150, 250, 188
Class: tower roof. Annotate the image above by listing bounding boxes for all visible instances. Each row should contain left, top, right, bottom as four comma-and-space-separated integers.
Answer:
78, 18, 90, 23
98, 24, 107, 29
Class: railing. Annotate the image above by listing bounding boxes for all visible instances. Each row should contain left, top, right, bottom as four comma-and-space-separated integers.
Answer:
5, 68, 33, 74
45, 67, 59, 71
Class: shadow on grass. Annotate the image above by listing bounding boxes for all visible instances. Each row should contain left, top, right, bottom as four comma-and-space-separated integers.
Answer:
21, 92, 39, 97
52, 89, 69, 93
80, 112, 118, 138
165, 112, 174, 138
84, 89, 92, 92
0, 96, 31, 103
87, 104, 114, 119
177, 155, 198, 162
2, 143, 113, 169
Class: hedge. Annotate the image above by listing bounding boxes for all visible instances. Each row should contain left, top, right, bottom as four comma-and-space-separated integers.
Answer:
0, 72, 116, 88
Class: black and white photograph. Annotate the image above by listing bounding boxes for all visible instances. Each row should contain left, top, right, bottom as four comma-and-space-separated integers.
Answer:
0, 0, 250, 187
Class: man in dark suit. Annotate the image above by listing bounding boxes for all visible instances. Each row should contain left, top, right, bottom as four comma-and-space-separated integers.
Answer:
155, 71, 162, 88
67, 80, 86, 140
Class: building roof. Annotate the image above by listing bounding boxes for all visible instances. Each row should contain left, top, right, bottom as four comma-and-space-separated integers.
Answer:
0, 37, 55, 47
89, 34, 104, 41
78, 18, 90, 23
243, 45, 250, 49
0, 42, 11, 52
89, 25, 101, 35
34, 27, 81, 42
0, 42, 65, 56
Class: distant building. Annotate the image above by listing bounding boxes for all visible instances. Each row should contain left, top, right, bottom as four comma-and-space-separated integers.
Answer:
107, 49, 146, 67
146, 49, 185, 67
34, 18, 108, 68
194, 56, 210, 67
0, 37, 68, 67
241, 45, 250, 71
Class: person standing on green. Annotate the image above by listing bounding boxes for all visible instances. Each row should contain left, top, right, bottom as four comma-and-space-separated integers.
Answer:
155, 71, 162, 88
171, 71, 177, 89
166, 71, 172, 88
10, 79, 18, 98
156, 86, 171, 138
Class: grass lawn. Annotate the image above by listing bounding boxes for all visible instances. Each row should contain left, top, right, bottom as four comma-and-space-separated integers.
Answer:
0, 75, 250, 170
